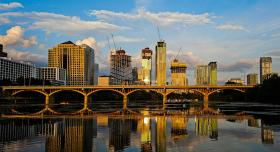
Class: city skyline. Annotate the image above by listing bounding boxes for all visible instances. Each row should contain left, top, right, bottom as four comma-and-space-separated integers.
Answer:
0, 0, 280, 84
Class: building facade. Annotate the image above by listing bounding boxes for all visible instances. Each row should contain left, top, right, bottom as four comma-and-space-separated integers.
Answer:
208, 62, 217, 85
141, 47, 152, 85
228, 78, 244, 85
0, 44, 7, 57
0, 57, 37, 82
93, 63, 99, 85
260, 57, 272, 84
48, 41, 96, 85
247, 73, 258, 85
155, 41, 166, 86
38, 67, 66, 85
98, 76, 111, 86
170, 59, 187, 86
196, 65, 209, 85
110, 49, 132, 85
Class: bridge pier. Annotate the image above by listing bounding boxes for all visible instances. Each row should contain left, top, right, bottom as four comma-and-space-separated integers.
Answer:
84, 95, 88, 109
163, 94, 167, 110
123, 94, 128, 111
203, 94, 209, 108
45, 95, 49, 108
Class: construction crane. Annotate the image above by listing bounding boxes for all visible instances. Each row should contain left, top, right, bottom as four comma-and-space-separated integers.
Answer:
157, 26, 161, 41
111, 34, 117, 51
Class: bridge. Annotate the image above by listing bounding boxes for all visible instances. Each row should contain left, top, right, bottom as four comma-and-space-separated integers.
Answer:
1, 85, 254, 114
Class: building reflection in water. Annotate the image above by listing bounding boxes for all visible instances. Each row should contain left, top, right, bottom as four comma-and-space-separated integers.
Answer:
154, 116, 166, 152
195, 117, 218, 140
108, 118, 138, 151
45, 118, 97, 152
261, 120, 274, 144
171, 117, 188, 141
137, 117, 152, 152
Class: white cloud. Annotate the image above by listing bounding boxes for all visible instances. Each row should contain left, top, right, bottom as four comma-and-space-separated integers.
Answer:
6, 48, 47, 64
0, 12, 130, 35
90, 8, 214, 26
167, 50, 203, 68
0, 26, 37, 48
216, 23, 247, 31
0, 2, 23, 10
76, 37, 98, 49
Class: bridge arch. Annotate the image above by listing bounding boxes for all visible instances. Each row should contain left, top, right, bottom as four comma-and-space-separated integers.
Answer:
126, 89, 165, 97
12, 90, 48, 97
49, 89, 86, 97
208, 88, 245, 96
87, 89, 125, 97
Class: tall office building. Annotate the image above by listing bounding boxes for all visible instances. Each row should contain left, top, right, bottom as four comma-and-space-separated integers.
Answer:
48, 41, 96, 85
141, 47, 152, 85
196, 65, 209, 85
0, 57, 37, 82
110, 49, 132, 85
247, 73, 258, 85
170, 59, 187, 86
155, 41, 166, 86
260, 57, 272, 83
0, 44, 7, 57
93, 63, 99, 85
208, 62, 217, 85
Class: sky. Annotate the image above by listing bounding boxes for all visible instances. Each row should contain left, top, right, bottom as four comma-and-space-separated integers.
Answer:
0, 0, 280, 84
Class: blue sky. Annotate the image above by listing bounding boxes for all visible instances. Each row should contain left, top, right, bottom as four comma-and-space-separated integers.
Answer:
1, 0, 280, 84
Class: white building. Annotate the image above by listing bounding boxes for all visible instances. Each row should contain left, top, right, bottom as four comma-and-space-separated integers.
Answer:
0, 57, 37, 82
38, 67, 66, 85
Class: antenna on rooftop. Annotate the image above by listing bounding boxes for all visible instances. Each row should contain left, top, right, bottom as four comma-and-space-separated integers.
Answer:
111, 34, 117, 51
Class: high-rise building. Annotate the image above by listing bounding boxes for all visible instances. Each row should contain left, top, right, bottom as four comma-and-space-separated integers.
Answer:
132, 67, 138, 83
170, 59, 187, 86
110, 49, 132, 85
48, 41, 96, 85
141, 47, 153, 85
93, 63, 99, 85
247, 73, 258, 85
38, 67, 66, 85
208, 62, 217, 85
196, 65, 209, 85
0, 44, 7, 57
155, 41, 166, 86
260, 57, 272, 83
0, 57, 37, 82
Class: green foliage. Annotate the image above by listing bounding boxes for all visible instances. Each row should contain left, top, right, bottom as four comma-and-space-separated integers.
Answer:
246, 74, 280, 104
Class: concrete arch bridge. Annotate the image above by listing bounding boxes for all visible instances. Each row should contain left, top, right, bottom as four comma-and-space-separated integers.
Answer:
1, 85, 253, 114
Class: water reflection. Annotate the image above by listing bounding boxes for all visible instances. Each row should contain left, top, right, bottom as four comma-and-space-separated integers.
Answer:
0, 115, 279, 152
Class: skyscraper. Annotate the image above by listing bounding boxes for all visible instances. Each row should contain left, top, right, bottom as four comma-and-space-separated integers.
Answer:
155, 41, 166, 86
110, 49, 132, 85
170, 59, 187, 86
247, 73, 258, 85
0, 44, 7, 57
208, 62, 217, 85
196, 65, 209, 85
260, 57, 272, 83
48, 41, 96, 85
141, 47, 152, 85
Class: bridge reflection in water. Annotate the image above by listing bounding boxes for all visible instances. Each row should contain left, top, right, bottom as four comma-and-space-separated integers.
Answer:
0, 115, 276, 152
